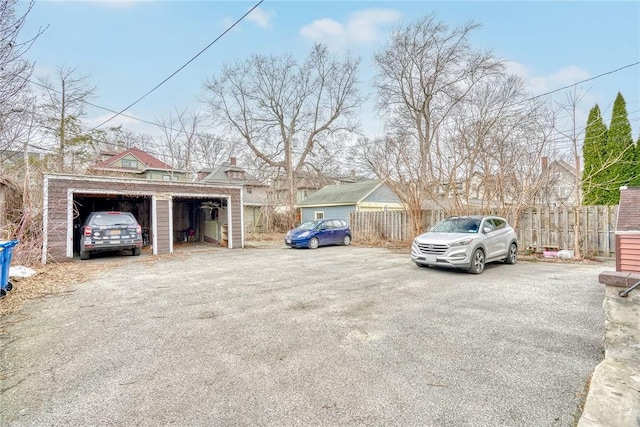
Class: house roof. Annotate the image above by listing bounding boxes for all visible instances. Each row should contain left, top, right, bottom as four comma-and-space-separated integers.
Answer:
545, 159, 576, 177
272, 172, 337, 191
297, 179, 385, 207
199, 162, 265, 186
90, 147, 180, 172
616, 186, 640, 231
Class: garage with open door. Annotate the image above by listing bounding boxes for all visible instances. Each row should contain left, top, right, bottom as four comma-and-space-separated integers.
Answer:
43, 173, 244, 263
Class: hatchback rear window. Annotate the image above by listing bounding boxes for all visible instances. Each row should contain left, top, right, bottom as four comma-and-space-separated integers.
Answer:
91, 214, 136, 226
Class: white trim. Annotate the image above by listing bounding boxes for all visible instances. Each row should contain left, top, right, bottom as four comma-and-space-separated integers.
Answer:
168, 197, 174, 254
43, 173, 241, 191
66, 189, 74, 258
239, 191, 244, 248
41, 176, 49, 264
615, 231, 640, 235
71, 188, 155, 197
226, 196, 233, 249
151, 196, 158, 255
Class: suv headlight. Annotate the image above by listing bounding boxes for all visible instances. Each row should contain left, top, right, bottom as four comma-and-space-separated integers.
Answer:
449, 238, 473, 247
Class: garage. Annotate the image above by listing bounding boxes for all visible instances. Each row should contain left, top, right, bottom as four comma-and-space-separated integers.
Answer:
43, 173, 243, 263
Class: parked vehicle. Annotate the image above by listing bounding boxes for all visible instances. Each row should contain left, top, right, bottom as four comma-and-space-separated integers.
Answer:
285, 219, 352, 249
411, 215, 518, 274
79, 211, 143, 260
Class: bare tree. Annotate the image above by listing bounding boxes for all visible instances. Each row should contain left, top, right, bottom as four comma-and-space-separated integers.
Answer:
191, 132, 237, 171
371, 14, 503, 236
152, 108, 234, 181
37, 65, 96, 172
0, 0, 44, 157
203, 43, 361, 227
448, 75, 555, 224
90, 125, 156, 155
0, 0, 42, 115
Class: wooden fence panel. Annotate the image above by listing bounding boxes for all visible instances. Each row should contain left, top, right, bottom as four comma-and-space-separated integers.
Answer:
350, 205, 618, 257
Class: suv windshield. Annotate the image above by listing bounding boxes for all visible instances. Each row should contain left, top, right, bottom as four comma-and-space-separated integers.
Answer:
431, 218, 480, 233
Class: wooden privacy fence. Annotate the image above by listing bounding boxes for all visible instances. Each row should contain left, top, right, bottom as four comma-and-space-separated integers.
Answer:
350, 205, 618, 257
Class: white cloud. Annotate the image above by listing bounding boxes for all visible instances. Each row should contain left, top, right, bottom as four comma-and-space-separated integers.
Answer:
347, 9, 402, 44
506, 61, 591, 97
300, 18, 344, 40
300, 9, 401, 48
529, 65, 590, 95
246, 6, 274, 28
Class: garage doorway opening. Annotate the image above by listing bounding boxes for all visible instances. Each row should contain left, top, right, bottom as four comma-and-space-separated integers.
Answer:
173, 196, 229, 248
73, 193, 151, 256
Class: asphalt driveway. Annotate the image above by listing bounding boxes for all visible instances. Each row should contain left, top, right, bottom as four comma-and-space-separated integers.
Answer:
1, 246, 605, 426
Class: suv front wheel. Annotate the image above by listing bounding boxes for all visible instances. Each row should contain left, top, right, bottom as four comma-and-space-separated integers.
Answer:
468, 248, 485, 274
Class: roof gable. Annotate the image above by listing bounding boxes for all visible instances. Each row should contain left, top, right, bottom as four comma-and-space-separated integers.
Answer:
199, 162, 264, 186
91, 147, 176, 171
298, 179, 385, 207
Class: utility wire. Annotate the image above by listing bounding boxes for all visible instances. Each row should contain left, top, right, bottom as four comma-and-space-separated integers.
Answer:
90, 0, 264, 131
526, 62, 640, 102
21, 52, 640, 164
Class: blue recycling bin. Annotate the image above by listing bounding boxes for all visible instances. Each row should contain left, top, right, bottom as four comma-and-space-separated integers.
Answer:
0, 240, 19, 295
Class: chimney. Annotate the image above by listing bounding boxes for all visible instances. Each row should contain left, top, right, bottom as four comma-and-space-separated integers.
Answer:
541, 156, 548, 171
230, 157, 237, 166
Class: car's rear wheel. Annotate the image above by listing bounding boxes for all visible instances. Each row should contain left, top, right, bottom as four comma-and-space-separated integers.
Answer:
132, 247, 141, 256
80, 250, 90, 260
468, 249, 485, 274
343, 235, 351, 246
505, 243, 517, 264
308, 237, 319, 249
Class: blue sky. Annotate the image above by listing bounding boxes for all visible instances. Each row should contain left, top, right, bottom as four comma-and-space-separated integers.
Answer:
18, 1, 640, 148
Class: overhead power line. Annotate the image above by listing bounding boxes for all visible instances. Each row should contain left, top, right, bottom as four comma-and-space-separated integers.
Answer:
526, 61, 640, 102
90, 0, 264, 131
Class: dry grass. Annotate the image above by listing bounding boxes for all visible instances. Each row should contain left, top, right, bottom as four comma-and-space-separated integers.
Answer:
0, 261, 120, 322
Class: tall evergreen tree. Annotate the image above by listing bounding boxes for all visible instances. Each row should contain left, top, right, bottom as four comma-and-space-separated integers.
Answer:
633, 135, 640, 187
604, 92, 635, 203
582, 104, 608, 205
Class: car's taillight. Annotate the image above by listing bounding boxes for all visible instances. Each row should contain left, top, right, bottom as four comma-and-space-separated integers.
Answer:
83, 226, 92, 236
136, 225, 141, 234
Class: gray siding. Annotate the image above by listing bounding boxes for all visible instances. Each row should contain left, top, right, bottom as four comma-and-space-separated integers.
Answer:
156, 200, 171, 254
301, 205, 356, 223
364, 184, 402, 204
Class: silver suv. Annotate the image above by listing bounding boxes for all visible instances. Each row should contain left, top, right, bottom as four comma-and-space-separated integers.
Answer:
411, 215, 518, 274
79, 211, 143, 260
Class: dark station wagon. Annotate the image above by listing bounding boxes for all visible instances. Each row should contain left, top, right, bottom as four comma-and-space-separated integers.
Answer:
79, 211, 143, 260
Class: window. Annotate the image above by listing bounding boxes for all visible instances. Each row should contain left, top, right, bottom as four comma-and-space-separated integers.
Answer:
482, 219, 496, 233
162, 175, 171, 181
122, 159, 138, 169
246, 187, 253, 194
491, 218, 506, 230
314, 211, 324, 220
227, 170, 244, 180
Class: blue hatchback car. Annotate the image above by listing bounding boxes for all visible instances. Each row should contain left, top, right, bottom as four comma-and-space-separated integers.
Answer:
285, 219, 352, 249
